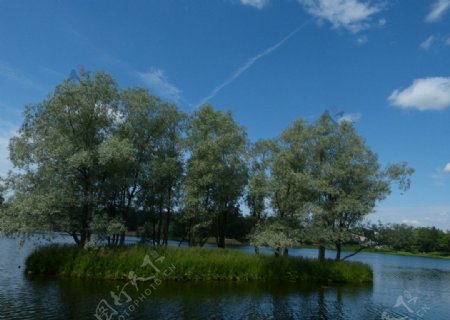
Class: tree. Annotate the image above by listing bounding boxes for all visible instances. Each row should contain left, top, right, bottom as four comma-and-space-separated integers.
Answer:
246, 139, 274, 253
182, 105, 248, 248
246, 140, 273, 221
266, 119, 317, 256
1, 72, 186, 247
248, 114, 413, 261
306, 114, 413, 261
123, 89, 185, 246
5, 72, 121, 246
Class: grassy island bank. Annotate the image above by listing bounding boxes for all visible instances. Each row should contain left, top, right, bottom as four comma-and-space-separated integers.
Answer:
25, 245, 372, 284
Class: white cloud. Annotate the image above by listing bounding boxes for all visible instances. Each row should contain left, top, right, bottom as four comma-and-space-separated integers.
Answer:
240, 0, 270, 9
401, 219, 421, 225
389, 77, 450, 111
431, 167, 450, 186
356, 35, 368, 44
138, 69, 181, 102
338, 112, 362, 123
378, 18, 386, 27
373, 205, 450, 230
298, 0, 382, 33
426, 0, 450, 22
419, 34, 450, 50
445, 163, 450, 173
420, 35, 435, 50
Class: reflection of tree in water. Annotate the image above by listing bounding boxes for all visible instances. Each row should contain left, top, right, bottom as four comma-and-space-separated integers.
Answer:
24, 278, 372, 319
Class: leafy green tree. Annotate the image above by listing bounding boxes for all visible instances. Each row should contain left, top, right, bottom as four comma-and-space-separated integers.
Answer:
246, 139, 273, 221
182, 105, 248, 248
415, 227, 442, 253
378, 223, 416, 251
4, 72, 121, 246
266, 119, 317, 256
307, 115, 413, 261
1, 73, 186, 247
124, 90, 185, 246
249, 114, 413, 261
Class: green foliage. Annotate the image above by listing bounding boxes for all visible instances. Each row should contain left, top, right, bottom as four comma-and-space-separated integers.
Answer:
2, 72, 185, 247
372, 223, 450, 254
253, 114, 414, 260
249, 219, 300, 253
246, 139, 274, 220
26, 244, 373, 283
182, 105, 248, 247
1, 69, 414, 259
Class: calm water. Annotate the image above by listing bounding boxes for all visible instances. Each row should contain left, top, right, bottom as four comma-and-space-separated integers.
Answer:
1, 235, 449, 319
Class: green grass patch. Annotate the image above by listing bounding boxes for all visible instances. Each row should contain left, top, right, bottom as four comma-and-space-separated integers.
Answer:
25, 244, 372, 284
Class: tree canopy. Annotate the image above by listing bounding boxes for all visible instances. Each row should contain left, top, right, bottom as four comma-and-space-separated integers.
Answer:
1, 71, 414, 260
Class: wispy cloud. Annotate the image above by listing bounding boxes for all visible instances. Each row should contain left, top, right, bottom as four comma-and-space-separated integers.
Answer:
356, 35, 368, 44
196, 19, 311, 107
420, 35, 435, 50
338, 112, 362, 123
426, 0, 450, 22
444, 36, 450, 46
432, 167, 450, 186
239, 0, 270, 9
419, 34, 450, 50
298, 0, 383, 33
444, 163, 450, 173
138, 69, 182, 102
373, 205, 450, 230
389, 77, 450, 111
0, 62, 42, 91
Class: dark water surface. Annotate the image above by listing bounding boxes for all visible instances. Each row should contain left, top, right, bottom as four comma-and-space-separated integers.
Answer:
1, 236, 449, 319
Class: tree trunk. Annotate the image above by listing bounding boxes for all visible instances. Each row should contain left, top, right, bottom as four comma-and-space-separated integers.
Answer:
157, 201, 163, 246
162, 190, 172, 246
318, 245, 326, 262
188, 219, 195, 247
71, 232, 82, 247
275, 247, 280, 257
152, 215, 157, 246
217, 211, 226, 249
162, 209, 170, 246
335, 240, 342, 261
119, 231, 125, 246
283, 247, 289, 256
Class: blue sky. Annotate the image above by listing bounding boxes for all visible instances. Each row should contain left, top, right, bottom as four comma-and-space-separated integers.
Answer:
0, 0, 449, 228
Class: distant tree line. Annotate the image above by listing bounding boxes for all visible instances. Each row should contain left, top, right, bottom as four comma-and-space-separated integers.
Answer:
359, 223, 450, 254
0, 72, 414, 261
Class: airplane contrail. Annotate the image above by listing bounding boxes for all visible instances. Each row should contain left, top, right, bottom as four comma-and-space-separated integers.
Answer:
195, 18, 312, 108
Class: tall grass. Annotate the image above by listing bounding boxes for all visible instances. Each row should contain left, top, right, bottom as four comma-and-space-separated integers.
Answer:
25, 245, 372, 284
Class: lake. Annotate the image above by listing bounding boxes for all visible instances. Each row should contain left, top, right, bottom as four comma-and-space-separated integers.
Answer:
1, 235, 449, 319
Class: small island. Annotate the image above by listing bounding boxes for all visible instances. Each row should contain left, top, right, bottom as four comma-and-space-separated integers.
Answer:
26, 244, 373, 283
